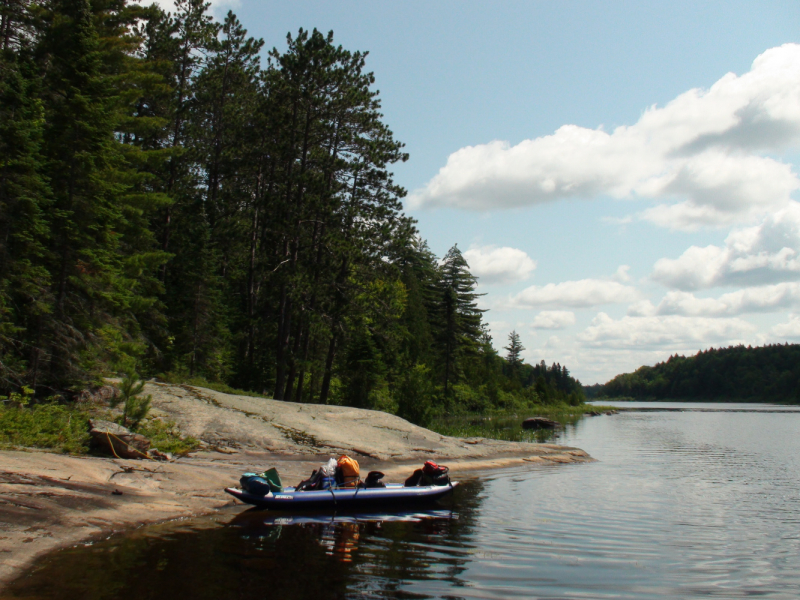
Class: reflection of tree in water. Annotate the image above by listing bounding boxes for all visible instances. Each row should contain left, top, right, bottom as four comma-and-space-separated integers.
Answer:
5, 481, 486, 600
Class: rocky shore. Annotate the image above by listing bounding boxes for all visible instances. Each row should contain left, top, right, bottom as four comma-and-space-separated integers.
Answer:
0, 382, 592, 587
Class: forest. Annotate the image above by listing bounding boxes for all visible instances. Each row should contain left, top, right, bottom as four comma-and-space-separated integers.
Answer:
592, 344, 800, 403
0, 0, 584, 425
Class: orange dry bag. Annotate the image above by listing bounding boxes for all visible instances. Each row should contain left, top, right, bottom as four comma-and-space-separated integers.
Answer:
337, 455, 360, 487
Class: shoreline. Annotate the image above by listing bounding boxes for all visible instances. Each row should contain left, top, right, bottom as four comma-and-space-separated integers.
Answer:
0, 383, 593, 588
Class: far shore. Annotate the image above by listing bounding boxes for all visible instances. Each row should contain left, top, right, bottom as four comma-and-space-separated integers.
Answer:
0, 382, 593, 588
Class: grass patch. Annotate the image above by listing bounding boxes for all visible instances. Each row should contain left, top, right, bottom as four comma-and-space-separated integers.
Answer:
0, 402, 92, 454
132, 418, 199, 456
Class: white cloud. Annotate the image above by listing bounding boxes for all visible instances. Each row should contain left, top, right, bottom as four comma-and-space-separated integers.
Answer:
462, 245, 536, 285
579, 312, 757, 349
658, 282, 800, 316
771, 315, 800, 339
530, 311, 576, 329
409, 44, 800, 230
630, 283, 800, 317
652, 203, 800, 290
613, 265, 632, 283
511, 279, 639, 309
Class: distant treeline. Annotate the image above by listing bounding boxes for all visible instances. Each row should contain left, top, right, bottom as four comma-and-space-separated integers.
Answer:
0, 0, 582, 422
591, 344, 800, 403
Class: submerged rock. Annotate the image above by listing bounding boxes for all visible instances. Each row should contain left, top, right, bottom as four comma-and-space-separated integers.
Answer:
88, 419, 150, 459
522, 417, 561, 430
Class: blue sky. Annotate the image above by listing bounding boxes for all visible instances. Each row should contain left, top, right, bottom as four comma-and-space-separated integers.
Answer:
157, 0, 800, 383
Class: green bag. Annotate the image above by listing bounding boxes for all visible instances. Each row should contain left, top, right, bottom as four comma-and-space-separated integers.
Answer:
261, 467, 283, 493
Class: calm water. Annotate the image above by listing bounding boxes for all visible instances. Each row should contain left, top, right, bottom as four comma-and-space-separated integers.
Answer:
4, 403, 800, 599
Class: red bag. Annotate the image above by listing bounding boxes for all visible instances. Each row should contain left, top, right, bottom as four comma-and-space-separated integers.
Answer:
423, 460, 447, 477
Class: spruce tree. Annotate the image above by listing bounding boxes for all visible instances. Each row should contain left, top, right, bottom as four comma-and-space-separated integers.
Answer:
0, 0, 51, 393
37, 0, 156, 392
505, 330, 525, 366
436, 244, 484, 399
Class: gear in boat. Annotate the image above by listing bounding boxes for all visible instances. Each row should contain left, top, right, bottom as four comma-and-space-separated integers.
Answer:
225, 456, 457, 510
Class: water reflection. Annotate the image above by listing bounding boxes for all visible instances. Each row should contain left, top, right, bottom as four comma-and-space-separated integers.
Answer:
3, 481, 484, 600
230, 508, 461, 564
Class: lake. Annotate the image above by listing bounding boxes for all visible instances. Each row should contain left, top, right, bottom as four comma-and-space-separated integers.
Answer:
4, 402, 800, 599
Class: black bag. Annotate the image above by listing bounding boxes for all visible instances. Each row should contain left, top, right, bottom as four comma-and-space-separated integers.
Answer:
363, 471, 386, 488
404, 468, 424, 487
422, 461, 450, 486
404, 461, 451, 487
296, 469, 319, 491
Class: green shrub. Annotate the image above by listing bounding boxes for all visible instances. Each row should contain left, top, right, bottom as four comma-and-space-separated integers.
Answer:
0, 402, 91, 454
110, 368, 151, 429
136, 418, 199, 456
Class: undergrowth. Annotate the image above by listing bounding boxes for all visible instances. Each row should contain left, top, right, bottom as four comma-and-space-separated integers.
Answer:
0, 402, 92, 454
137, 418, 199, 455
0, 384, 199, 455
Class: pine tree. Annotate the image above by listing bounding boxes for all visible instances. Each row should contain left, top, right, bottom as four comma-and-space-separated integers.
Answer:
182, 10, 262, 379
152, 0, 218, 281
139, 0, 221, 377
111, 365, 151, 429
0, 0, 51, 394
436, 244, 484, 399
36, 0, 163, 392
37, 0, 127, 391
254, 29, 408, 403
504, 330, 525, 366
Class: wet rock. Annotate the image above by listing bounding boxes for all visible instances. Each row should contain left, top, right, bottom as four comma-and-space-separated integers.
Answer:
522, 417, 561, 430
88, 419, 150, 459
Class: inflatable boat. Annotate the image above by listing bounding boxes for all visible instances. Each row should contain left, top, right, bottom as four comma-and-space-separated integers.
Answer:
225, 482, 458, 510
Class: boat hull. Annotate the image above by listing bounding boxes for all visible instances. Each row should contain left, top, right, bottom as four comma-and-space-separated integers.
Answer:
225, 482, 458, 510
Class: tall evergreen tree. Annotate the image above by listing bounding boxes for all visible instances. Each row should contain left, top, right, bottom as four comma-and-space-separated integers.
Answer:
253, 29, 408, 403
0, 0, 51, 393
35, 0, 164, 391
436, 244, 484, 399
504, 330, 525, 367
169, 9, 263, 379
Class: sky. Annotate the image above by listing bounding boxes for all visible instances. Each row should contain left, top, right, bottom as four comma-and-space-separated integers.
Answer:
153, 0, 800, 384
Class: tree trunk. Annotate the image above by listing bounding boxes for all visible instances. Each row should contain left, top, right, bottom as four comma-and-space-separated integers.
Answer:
283, 317, 303, 401
319, 333, 338, 405
294, 322, 313, 403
